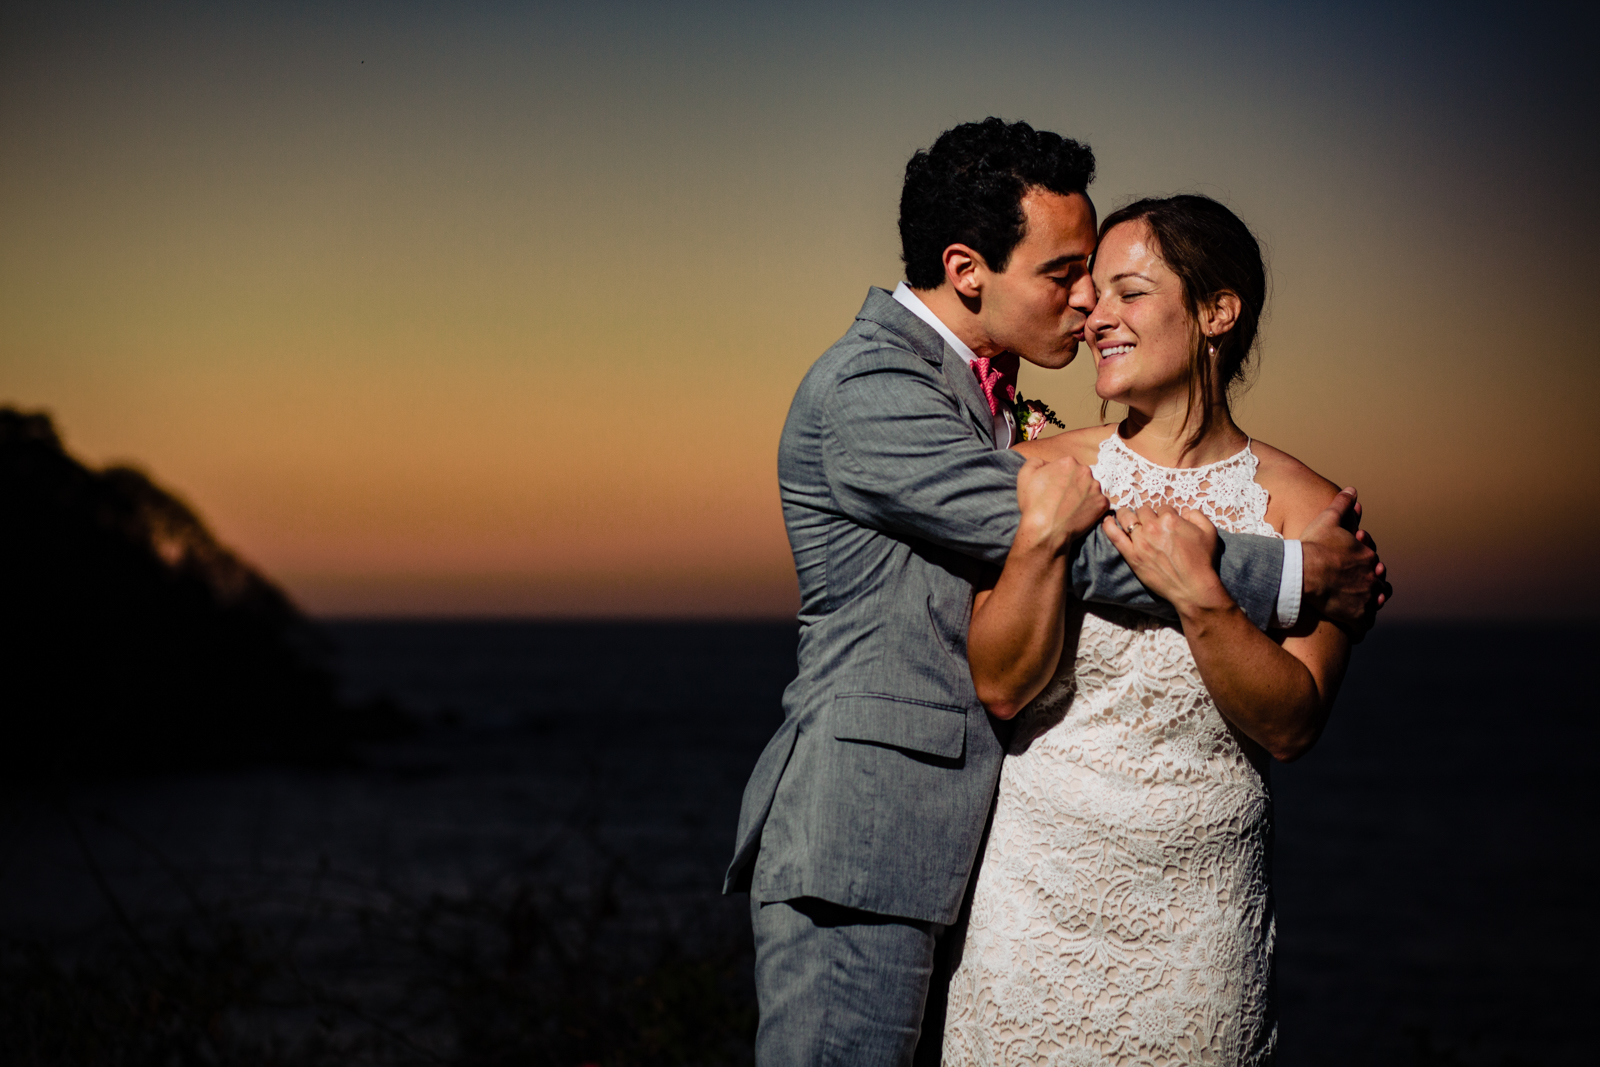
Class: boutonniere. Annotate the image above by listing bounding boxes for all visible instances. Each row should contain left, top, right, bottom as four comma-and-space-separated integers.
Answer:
1010, 393, 1065, 441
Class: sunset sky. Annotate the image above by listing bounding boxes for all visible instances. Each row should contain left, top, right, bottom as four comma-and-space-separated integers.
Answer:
4, 1, 1596, 619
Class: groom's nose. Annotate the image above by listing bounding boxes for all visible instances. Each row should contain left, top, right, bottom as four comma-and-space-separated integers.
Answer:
1069, 271, 1096, 316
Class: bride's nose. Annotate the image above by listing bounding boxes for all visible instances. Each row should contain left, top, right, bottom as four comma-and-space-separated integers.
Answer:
1086, 299, 1116, 337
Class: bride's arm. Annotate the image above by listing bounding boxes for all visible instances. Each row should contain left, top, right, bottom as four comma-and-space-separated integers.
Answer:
968, 454, 1108, 720
1104, 489, 1351, 762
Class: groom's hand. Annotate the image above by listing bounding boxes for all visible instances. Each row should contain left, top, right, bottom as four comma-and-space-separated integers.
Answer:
1300, 488, 1391, 642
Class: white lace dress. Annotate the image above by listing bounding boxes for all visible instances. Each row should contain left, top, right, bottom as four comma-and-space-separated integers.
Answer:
942, 435, 1281, 1067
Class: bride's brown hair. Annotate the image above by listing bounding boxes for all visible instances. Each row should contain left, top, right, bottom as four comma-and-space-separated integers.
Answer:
1096, 194, 1267, 456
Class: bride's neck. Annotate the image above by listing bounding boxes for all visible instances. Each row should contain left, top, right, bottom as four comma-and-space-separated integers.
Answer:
1116, 401, 1246, 468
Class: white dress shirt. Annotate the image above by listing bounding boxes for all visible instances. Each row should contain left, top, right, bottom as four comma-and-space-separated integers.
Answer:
889, 281, 1302, 629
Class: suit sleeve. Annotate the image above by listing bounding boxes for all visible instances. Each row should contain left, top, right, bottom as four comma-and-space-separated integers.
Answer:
823, 356, 1024, 567
822, 351, 1286, 630
1068, 526, 1284, 630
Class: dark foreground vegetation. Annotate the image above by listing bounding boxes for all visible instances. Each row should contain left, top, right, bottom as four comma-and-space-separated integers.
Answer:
0, 411, 758, 1062
1, 810, 756, 1066
0, 407, 409, 778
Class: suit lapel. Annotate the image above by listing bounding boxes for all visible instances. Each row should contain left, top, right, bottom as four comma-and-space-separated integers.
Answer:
943, 350, 997, 448
855, 287, 997, 448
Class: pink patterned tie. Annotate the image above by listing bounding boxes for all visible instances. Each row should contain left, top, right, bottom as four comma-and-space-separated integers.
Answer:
969, 353, 1020, 417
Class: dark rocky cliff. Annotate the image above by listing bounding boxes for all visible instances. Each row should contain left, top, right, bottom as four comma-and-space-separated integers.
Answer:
0, 407, 406, 777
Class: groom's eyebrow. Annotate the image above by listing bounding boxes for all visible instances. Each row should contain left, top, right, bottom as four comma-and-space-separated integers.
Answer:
1035, 253, 1089, 273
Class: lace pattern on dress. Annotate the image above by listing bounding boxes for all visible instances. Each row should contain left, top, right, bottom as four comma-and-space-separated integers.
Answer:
1092, 435, 1277, 538
942, 435, 1282, 1067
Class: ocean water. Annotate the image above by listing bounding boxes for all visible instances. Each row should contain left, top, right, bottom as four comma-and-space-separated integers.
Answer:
2, 620, 1593, 1064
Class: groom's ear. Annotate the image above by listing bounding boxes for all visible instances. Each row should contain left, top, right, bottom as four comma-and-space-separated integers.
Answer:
942, 243, 986, 299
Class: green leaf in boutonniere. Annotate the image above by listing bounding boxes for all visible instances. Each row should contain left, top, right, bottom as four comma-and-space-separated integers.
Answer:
1011, 394, 1066, 441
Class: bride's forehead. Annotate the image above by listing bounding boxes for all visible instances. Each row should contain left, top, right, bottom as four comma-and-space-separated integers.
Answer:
1099, 222, 1157, 258
1094, 223, 1168, 275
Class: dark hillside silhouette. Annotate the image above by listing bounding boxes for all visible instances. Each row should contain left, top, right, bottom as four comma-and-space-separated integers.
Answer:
0, 407, 406, 777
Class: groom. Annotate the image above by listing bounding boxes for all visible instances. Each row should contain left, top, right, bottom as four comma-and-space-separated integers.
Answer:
725, 118, 1387, 1065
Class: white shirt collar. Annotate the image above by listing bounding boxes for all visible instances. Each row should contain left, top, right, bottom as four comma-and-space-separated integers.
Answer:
891, 282, 979, 367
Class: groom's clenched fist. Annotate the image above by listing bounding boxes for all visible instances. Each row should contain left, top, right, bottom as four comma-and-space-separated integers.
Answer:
1300, 487, 1391, 642
1015, 455, 1110, 555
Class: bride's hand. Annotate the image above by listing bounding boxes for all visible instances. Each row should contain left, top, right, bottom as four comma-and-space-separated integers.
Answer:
1103, 505, 1231, 615
1016, 455, 1110, 555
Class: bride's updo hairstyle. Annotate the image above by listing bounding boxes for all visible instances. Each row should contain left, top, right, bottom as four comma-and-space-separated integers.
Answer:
1096, 194, 1267, 453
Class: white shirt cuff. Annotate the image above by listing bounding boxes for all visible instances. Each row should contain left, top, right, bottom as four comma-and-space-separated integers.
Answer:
1272, 539, 1303, 630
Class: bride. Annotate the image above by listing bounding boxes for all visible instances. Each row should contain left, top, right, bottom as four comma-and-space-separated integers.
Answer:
940, 194, 1353, 1066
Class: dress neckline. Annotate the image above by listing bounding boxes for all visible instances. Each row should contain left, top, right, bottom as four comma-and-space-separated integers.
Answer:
1101, 432, 1254, 473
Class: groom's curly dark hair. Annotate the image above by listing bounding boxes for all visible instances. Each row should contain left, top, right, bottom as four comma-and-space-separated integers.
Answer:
899, 118, 1096, 289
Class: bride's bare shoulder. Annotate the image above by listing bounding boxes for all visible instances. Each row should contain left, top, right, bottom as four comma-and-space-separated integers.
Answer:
1013, 424, 1116, 466
1250, 439, 1341, 538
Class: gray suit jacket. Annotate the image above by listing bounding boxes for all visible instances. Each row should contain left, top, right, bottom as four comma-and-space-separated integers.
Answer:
724, 287, 1284, 924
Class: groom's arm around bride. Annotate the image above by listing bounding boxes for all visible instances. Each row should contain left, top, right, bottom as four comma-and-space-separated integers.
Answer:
725, 118, 1386, 1067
